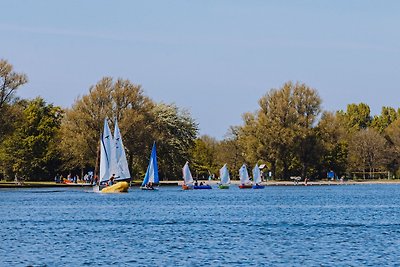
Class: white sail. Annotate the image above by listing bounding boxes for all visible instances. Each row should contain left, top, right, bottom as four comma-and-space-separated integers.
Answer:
182, 161, 194, 185
252, 163, 262, 185
99, 118, 113, 183
113, 119, 131, 180
239, 164, 250, 184
219, 164, 230, 185
147, 157, 156, 183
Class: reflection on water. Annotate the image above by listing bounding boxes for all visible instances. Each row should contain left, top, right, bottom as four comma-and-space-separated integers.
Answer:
1, 185, 400, 266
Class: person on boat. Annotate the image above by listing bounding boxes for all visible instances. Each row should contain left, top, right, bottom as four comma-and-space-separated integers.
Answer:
93, 175, 98, 185
194, 179, 198, 186
200, 181, 203, 186
108, 174, 115, 186
146, 182, 154, 189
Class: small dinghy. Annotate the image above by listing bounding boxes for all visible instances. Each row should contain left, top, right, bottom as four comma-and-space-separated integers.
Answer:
252, 163, 265, 189
218, 164, 230, 189
194, 184, 212, 190
140, 142, 159, 190
238, 164, 252, 189
182, 162, 194, 190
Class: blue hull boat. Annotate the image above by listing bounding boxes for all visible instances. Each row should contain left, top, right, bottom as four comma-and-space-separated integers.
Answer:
252, 184, 265, 189
194, 185, 212, 189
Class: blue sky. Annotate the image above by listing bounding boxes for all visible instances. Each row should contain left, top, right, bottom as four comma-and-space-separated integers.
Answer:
2, 1, 400, 139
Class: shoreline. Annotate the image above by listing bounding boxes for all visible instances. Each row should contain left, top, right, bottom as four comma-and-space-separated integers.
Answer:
2, 179, 400, 188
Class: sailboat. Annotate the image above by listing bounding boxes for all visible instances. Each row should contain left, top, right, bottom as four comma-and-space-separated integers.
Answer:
95, 118, 129, 193
218, 163, 230, 189
252, 163, 265, 189
182, 161, 193, 190
238, 164, 252, 189
140, 142, 159, 190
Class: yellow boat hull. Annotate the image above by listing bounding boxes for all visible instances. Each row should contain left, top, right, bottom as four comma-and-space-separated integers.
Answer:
101, 181, 129, 193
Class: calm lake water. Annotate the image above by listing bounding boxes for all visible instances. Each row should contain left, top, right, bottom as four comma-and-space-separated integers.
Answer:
1, 184, 400, 266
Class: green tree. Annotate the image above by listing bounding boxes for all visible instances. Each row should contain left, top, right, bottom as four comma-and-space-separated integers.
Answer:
60, 77, 153, 177
291, 83, 322, 179
152, 103, 198, 179
384, 118, 400, 176
215, 126, 245, 180
190, 135, 219, 179
316, 111, 348, 178
60, 77, 198, 180
0, 98, 63, 180
237, 112, 261, 164
348, 128, 388, 179
338, 103, 372, 133
0, 59, 28, 140
371, 106, 398, 133
257, 82, 297, 179
245, 81, 321, 180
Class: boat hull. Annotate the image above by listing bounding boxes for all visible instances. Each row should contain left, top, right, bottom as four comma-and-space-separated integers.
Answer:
140, 186, 158, 191
194, 185, 212, 189
252, 184, 265, 189
100, 181, 129, 193
218, 184, 230, 189
182, 184, 193, 190
239, 184, 252, 189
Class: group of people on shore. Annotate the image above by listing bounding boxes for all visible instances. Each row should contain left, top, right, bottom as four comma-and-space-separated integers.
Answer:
54, 172, 96, 184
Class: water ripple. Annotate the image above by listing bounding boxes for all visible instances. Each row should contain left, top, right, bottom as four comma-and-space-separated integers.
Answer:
1, 185, 400, 266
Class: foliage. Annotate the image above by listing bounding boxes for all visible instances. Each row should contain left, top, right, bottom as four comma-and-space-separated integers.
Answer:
59, 77, 198, 180
0, 59, 28, 141
0, 59, 28, 109
316, 111, 348, 177
238, 81, 321, 180
190, 135, 219, 179
371, 107, 399, 133
3, 59, 400, 181
214, 126, 246, 180
0, 98, 63, 180
151, 103, 198, 179
383, 118, 400, 175
338, 103, 372, 133
347, 128, 389, 179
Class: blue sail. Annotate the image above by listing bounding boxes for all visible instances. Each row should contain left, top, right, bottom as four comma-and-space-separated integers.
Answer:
141, 142, 159, 186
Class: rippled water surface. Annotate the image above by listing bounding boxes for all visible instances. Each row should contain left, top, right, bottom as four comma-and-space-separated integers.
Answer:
1, 184, 400, 266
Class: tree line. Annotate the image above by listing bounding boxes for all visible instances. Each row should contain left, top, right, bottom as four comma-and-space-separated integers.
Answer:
1, 59, 399, 181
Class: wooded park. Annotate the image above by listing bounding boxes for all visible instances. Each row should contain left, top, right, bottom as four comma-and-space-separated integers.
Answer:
1, 58, 400, 182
